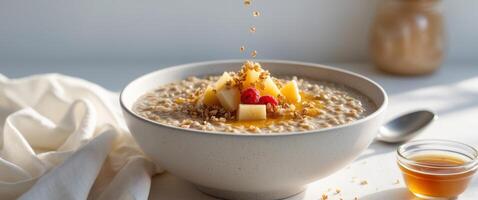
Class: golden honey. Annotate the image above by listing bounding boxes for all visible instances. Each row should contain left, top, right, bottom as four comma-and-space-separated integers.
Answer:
397, 140, 478, 199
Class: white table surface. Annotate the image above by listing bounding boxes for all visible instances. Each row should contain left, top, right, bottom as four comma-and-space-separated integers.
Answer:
146, 63, 478, 200
2, 62, 478, 199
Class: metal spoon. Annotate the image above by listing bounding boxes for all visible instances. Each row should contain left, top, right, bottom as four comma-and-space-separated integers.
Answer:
376, 110, 437, 143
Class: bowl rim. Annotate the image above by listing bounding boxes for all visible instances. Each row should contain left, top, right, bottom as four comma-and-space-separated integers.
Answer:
120, 59, 388, 137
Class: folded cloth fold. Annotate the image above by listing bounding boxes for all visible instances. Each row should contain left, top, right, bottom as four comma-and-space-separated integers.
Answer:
0, 74, 160, 200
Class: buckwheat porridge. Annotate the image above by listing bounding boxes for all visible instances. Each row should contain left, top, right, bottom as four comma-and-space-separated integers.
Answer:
133, 61, 376, 134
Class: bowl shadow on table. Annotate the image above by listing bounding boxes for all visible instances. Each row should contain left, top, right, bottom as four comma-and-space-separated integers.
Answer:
148, 173, 423, 200
148, 173, 306, 200
360, 188, 422, 200
149, 173, 215, 200
148, 143, 401, 200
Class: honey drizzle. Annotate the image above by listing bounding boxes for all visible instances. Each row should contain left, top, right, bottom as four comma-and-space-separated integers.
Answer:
226, 92, 322, 128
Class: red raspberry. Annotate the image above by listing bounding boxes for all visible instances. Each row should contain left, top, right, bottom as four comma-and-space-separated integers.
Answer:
241, 87, 260, 104
258, 95, 278, 107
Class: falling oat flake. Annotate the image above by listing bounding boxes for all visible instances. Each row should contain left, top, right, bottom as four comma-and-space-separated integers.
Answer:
244, 0, 251, 6
253, 11, 261, 17
251, 50, 257, 58
240, 46, 245, 52
250, 26, 256, 33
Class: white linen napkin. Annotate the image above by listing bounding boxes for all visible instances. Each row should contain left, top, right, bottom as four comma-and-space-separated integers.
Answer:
0, 73, 161, 200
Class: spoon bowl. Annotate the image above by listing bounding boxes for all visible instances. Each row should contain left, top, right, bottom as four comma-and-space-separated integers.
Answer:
376, 110, 437, 143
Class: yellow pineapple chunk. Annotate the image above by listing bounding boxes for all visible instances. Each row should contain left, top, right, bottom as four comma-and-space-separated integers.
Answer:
214, 72, 232, 90
237, 104, 266, 121
216, 87, 241, 111
280, 80, 301, 103
259, 77, 281, 97
201, 86, 220, 106
242, 69, 262, 88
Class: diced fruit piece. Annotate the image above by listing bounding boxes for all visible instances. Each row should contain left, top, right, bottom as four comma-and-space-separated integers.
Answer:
237, 104, 267, 121
201, 86, 220, 106
214, 72, 232, 90
216, 88, 241, 111
258, 95, 278, 106
241, 87, 260, 104
259, 77, 281, 97
280, 80, 301, 103
242, 68, 262, 88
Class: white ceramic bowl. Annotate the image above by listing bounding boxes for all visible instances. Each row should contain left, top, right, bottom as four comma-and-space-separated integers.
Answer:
120, 60, 388, 200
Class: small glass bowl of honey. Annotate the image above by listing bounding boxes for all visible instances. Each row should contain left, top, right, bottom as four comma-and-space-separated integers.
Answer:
397, 139, 478, 199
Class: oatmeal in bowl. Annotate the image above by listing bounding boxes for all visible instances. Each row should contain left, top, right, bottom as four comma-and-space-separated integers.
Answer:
120, 60, 387, 200
134, 61, 376, 134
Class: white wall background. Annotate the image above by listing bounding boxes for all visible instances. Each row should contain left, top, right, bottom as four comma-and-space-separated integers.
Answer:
0, 0, 477, 66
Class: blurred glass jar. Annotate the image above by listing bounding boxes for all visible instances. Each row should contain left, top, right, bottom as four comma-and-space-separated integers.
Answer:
370, 0, 445, 75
